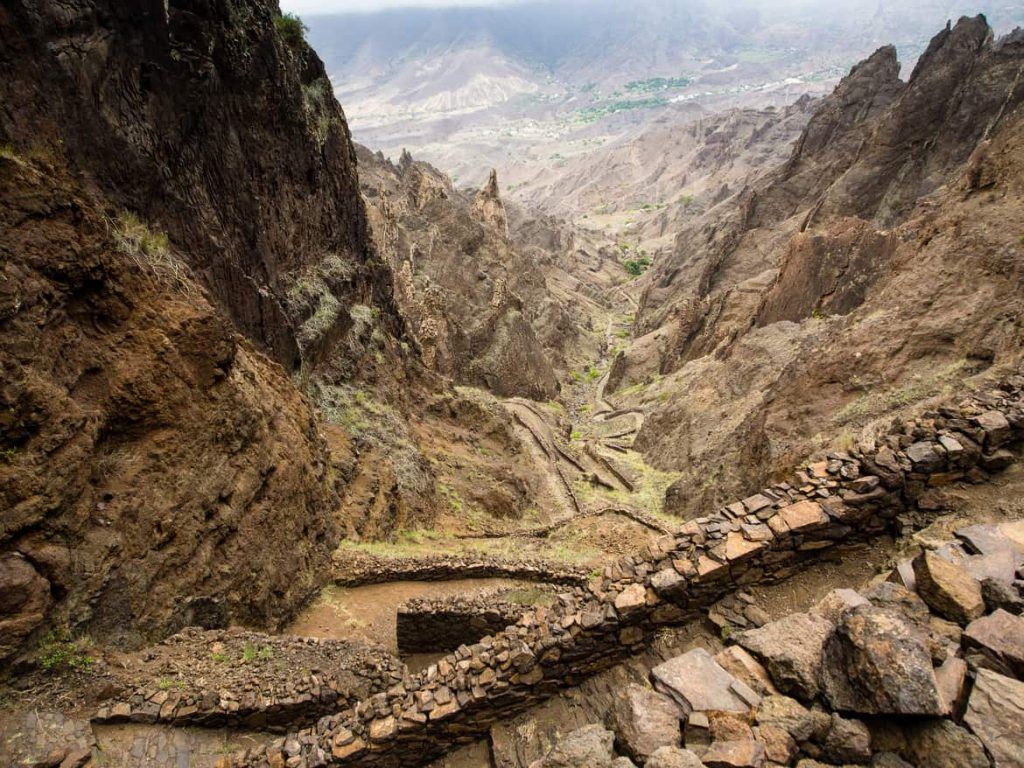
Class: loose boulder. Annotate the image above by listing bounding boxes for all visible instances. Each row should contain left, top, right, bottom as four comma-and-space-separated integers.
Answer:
736, 612, 834, 701
529, 725, 620, 768
962, 609, 1024, 679
611, 683, 683, 759
913, 551, 985, 625
902, 719, 990, 768
645, 746, 705, 768
651, 649, 760, 716
821, 604, 944, 715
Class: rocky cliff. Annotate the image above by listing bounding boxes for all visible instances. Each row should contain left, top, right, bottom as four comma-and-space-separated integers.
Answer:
0, 0, 414, 660
1, 0, 401, 372
356, 146, 616, 399
612, 17, 1024, 517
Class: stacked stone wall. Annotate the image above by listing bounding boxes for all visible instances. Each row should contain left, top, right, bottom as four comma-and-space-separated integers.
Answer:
220, 371, 1024, 767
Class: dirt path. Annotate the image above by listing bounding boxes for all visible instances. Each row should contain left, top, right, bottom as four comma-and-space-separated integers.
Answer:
285, 578, 533, 657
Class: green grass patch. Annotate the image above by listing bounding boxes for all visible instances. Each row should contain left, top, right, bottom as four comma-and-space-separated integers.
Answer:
624, 76, 692, 94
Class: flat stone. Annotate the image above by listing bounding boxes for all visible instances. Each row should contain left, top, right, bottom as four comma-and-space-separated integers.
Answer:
956, 524, 1024, 559
701, 739, 765, 768
611, 683, 683, 759
742, 494, 774, 514
736, 612, 834, 701
913, 551, 985, 625
963, 669, 1024, 768
821, 604, 944, 716
331, 736, 366, 759
713, 646, 779, 697
903, 718, 989, 768
963, 609, 1024, 678
725, 532, 766, 563
651, 648, 760, 716
758, 724, 797, 765
614, 583, 647, 614
769, 500, 829, 536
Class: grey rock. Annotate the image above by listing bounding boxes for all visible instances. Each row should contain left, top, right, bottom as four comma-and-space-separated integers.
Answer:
981, 577, 1024, 615
821, 714, 872, 764
963, 608, 1024, 678
811, 588, 869, 624
530, 725, 618, 768
736, 612, 834, 701
755, 695, 829, 742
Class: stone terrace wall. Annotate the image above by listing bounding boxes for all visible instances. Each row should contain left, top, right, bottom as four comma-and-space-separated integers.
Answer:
93, 629, 405, 732
332, 552, 589, 588
226, 371, 1024, 768
397, 588, 557, 655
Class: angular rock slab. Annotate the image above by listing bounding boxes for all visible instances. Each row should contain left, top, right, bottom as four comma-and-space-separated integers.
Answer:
651, 648, 760, 716
913, 551, 985, 626
821, 604, 944, 715
963, 669, 1024, 768
736, 612, 834, 701
963, 609, 1024, 678
611, 683, 684, 759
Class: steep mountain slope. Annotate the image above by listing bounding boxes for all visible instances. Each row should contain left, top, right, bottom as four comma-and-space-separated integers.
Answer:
0, 0, 397, 659
356, 147, 622, 397
610, 17, 1024, 517
2, 0, 399, 374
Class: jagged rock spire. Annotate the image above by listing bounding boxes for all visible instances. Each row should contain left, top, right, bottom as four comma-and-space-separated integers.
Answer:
472, 168, 508, 237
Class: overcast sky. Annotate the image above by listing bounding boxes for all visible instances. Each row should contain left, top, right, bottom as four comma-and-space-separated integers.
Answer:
280, 0, 517, 12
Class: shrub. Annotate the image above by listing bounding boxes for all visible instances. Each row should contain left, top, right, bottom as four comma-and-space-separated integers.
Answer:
38, 630, 93, 673
623, 256, 652, 277
274, 12, 307, 48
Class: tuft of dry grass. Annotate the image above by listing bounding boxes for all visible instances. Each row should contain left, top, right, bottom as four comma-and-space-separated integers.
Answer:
111, 213, 198, 298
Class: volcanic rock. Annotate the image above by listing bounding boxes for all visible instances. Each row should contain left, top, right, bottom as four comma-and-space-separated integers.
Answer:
821, 604, 944, 715
736, 612, 834, 700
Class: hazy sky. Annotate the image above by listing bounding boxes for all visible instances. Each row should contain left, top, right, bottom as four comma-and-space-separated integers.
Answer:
280, 0, 517, 12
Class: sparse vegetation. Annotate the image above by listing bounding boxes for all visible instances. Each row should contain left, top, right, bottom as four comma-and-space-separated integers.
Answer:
0, 447, 17, 464
624, 76, 692, 94
576, 97, 669, 124
242, 643, 274, 663
157, 677, 187, 691
623, 256, 652, 277
38, 630, 93, 673
112, 213, 197, 297
274, 12, 308, 47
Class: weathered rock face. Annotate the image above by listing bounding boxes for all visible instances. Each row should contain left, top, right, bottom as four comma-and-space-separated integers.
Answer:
0, 159, 339, 654
621, 18, 1024, 519
0, 553, 53, 660
736, 613, 834, 701
357, 147, 569, 399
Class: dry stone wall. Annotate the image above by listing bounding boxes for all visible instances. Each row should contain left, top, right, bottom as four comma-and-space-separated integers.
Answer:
92, 629, 405, 732
397, 588, 558, 655
222, 371, 1024, 768
332, 552, 589, 588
